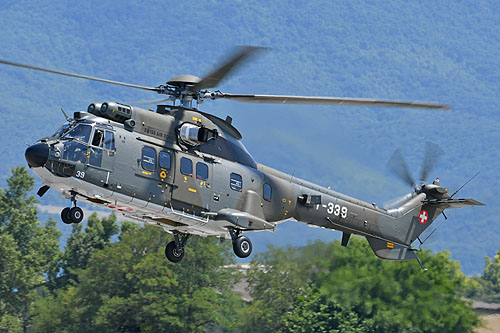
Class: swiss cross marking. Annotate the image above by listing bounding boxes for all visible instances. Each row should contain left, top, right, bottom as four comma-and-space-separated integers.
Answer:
419, 210, 429, 224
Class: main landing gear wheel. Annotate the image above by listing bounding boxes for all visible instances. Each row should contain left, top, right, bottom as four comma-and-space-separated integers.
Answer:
60, 206, 84, 224
165, 232, 190, 263
233, 235, 253, 258
165, 241, 185, 262
69, 207, 84, 223
61, 207, 72, 224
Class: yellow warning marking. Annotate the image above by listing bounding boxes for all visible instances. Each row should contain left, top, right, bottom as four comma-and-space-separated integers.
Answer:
288, 200, 292, 205
387, 242, 394, 249
142, 171, 152, 175
184, 176, 188, 183
160, 171, 167, 178
188, 188, 197, 193
192, 116, 199, 122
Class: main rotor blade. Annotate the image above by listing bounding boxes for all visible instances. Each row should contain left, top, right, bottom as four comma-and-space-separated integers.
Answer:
216, 93, 451, 110
124, 98, 171, 106
0, 59, 160, 92
387, 149, 417, 188
420, 142, 444, 182
192, 46, 265, 91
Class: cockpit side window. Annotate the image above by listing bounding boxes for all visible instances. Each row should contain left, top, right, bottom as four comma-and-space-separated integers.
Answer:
104, 131, 115, 151
92, 129, 104, 147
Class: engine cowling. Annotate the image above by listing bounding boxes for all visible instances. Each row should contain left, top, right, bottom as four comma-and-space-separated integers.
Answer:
179, 123, 217, 146
87, 102, 132, 123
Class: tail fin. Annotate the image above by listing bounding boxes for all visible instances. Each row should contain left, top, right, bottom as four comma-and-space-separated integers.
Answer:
367, 194, 485, 261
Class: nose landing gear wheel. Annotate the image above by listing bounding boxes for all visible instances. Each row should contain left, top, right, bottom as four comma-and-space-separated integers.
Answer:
165, 241, 185, 263
233, 235, 252, 258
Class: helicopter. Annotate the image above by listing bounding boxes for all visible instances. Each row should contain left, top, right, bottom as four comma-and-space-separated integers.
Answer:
0, 46, 484, 267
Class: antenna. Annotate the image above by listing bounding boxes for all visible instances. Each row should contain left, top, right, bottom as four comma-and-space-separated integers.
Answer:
60, 107, 72, 122
450, 171, 480, 198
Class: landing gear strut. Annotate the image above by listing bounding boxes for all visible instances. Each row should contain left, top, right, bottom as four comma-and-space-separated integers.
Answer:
60, 192, 84, 224
165, 232, 190, 263
228, 228, 253, 258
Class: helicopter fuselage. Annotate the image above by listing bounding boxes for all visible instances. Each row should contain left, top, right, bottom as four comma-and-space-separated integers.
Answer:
26, 102, 480, 263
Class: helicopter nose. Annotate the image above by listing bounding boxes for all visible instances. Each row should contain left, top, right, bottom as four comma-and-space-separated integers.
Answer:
25, 143, 49, 168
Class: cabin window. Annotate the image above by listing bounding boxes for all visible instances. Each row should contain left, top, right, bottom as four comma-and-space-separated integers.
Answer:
104, 131, 115, 151
142, 146, 156, 172
159, 151, 171, 169
180, 157, 193, 176
196, 162, 209, 180
263, 183, 272, 202
230, 173, 243, 191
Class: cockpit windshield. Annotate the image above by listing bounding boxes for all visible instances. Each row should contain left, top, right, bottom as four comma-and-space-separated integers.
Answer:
62, 123, 93, 143
50, 123, 71, 138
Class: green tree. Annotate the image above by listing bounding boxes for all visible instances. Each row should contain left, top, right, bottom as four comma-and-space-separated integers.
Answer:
242, 237, 480, 333
316, 238, 479, 332
282, 288, 369, 332
483, 249, 500, 292
31, 223, 243, 332
0, 167, 61, 331
59, 212, 119, 288
0, 233, 26, 332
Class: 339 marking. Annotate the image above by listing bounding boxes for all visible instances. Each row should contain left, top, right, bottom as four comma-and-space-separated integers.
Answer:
75, 171, 85, 179
327, 202, 348, 218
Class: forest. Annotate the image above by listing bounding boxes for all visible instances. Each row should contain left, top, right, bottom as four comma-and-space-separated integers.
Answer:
1, 167, 499, 332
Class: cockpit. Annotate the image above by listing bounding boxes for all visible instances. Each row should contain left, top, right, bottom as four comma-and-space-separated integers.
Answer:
50, 121, 115, 168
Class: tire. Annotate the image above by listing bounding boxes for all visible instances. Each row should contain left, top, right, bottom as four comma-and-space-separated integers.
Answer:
165, 241, 185, 263
69, 207, 84, 224
61, 207, 72, 224
233, 236, 252, 258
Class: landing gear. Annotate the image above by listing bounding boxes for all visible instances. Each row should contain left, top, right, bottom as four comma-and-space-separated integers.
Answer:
60, 193, 84, 224
61, 207, 72, 224
228, 228, 253, 258
165, 232, 190, 263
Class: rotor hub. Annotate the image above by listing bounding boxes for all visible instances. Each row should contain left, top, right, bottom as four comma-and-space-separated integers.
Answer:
167, 74, 201, 87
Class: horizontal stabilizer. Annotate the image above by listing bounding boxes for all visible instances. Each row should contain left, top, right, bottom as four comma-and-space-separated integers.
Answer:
366, 236, 418, 261
422, 198, 485, 209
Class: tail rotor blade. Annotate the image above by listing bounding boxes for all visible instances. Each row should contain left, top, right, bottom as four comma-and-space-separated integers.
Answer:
387, 148, 416, 189
420, 142, 444, 183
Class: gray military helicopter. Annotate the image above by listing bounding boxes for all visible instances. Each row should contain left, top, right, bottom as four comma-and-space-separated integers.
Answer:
1, 47, 484, 266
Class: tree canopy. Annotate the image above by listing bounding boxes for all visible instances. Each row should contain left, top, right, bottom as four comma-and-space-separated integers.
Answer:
0, 166, 487, 332
240, 238, 480, 333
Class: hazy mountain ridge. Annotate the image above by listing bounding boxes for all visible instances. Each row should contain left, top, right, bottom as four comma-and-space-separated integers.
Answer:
0, 0, 499, 274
